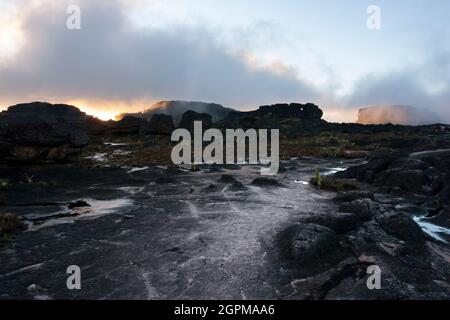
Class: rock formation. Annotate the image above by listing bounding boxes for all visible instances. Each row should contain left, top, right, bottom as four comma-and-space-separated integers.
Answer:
357, 105, 440, 125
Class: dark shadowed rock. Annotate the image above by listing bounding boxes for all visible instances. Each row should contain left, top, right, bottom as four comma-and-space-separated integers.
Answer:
251, 177, 282, 187
3, 102, 90, 125
148, 114, 174, 135
338, 199, 381, 221
68, 200, 91, 209
229, 181, 247, 192
218, 174, 238, 184
155, 176, 175, 184
110, 116, 150, 135
118, 100, 233, 125
380, 169, 427, 194
1, 121, 89, 148
297, 212, 367, 234
202, 184, 220, 193
376, 212, 425, 243
178, 110, 212, 131
277, 223, 347, 273
258, 103, 323, 120
333, 191, 375, 203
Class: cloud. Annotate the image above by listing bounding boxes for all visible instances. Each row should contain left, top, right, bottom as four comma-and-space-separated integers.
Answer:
343, 53, 450, 122
1, 0, 449, 124
0, 0, 319, 110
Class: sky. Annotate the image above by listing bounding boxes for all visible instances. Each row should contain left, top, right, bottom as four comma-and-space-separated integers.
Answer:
0, 0, 449, 122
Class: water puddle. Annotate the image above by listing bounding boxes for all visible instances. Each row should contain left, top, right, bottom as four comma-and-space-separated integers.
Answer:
413, 215, 450, 243
28, 198, 134, 230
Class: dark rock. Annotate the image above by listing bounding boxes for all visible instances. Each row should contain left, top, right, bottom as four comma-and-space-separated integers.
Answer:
68, 200, 90, 209
298, 212, 366, 234
380, 169, 427, 194
333, 191, 375, 203
148, 114, 174, 135
218, 175, 238, 184
155, 176, 175, 184
202, 184, 219, 193
118, 101, 233, 125
251, 177, 281, 187
3, 102, 90, 125
228, 181, 247, 192
258, 103, 323, 120
338, 199, 381, 221
110, 116, 150, 135
376, 212, 425, 243
47, 146, 83, 162
1, 121, 89, 148
277, 223, 347, 272
178, 110, 212, 131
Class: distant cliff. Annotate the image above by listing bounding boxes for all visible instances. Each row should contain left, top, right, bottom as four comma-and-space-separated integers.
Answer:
357, 105, 441, 125
118, 101, 234, 125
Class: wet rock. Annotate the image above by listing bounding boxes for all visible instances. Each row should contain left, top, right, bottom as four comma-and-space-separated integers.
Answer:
381, 169, 427, 194
297, 212, 366, 234
376, 212, 425, 243
68, 200, 90, 209
427, 210, 450, 228
155, 176, 175, 184
251, 177, 281, 187
394, 203, 421, 214
338, 199, 381, 220
333, 191, 375, 203
218, 174, 238, 184
277, 223, 347, 273
228, 181, 247, 192
202, 184, 219, 193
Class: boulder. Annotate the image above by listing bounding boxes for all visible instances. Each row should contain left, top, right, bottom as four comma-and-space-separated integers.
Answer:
333, 191, 375, 203
218, 174, 238, 184
110, 116, 150, 135
298, 212, 366, 234
380, 169, 427, 194
338, 199, 381, 221
251, 177, 282, 187
277, 223, 347, 272
376, 212, 425, 243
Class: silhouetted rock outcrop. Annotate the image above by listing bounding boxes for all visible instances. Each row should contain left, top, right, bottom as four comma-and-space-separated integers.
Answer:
258, 103, 323, 119
178, 110, 212, 131
119, 100, 233, 125
216, 102, 325, 133
109, 116, 150, 135
148, 114, 174, 135
0, 102, 96, 163
357, 105, 440, 125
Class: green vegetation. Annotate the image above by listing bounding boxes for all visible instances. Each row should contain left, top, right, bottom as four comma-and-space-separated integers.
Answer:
0, 213, 25, 246
0, 178, 11, 190
310, 175, 359, 192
